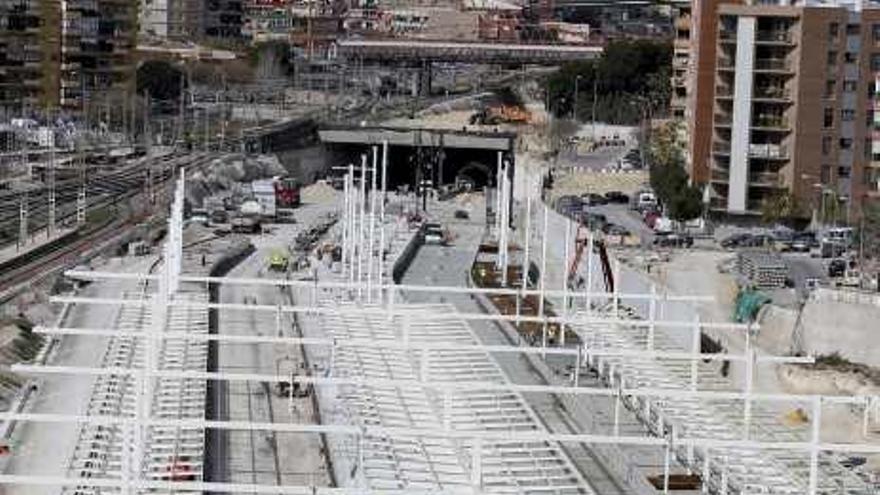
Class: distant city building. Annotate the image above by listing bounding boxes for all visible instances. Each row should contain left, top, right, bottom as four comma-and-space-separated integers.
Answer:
60, 0, 138, 110
243, 0, 293, 41
0, 0, 136, 113
140, 0, 205, 39
680, 0, 880, 219
204, 0, 244, 38
0, 0, 61, 110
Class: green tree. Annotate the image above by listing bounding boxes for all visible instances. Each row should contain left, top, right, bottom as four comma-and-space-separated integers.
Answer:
859, 201, 880, 259
761, 191, 799, 225
543, 40, 672, 124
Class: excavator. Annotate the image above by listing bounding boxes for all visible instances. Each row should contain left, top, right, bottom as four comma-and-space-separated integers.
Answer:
567, 223, 614, 294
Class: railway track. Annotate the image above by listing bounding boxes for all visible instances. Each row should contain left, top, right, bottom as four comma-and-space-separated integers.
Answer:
0, 152, 215, 298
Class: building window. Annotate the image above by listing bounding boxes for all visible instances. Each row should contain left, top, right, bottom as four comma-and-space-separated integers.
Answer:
842, 109, 855, 121
846, 23, 860, 35
866, 138, 873, 159
845, 52, 857, 63
821, 164, 832, 183
828, 50, 838, 67
873, 23, 880, 43
830, 22, 839, 40
872, 53, 880, 71
843, 80, 857, 92
825, 79, 836, 98
824, 108, 835, 128
822, 135, 833, 155
840, 138, 853, 149
838, 166, 851, 178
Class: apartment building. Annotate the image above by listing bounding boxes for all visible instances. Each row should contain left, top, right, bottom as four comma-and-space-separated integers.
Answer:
671, 0, 691, 121
60, 0, 137, 110
0, 0, 61, 110
0, 0, 136, 113
683, 0, 880, 219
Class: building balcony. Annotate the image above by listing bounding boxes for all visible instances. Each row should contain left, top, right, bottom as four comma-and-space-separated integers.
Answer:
716, 85, 733, 98
753, 86, 791, 102
749, 171, 784, 187
753, 59, 792, 73
755, 30, 794, 45
714, 113, 733, 127
749, 143, 789, 159
718, 58, 735, 70
752, 115, 790, 131
713, 142, 731, 155
675, 15, 691, 31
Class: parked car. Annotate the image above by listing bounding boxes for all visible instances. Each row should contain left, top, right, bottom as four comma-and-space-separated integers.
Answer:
653, 232, 694, 248
581, 212, 608, 230
603, 223, 630, 236
581, 193, 607, 206
720, 233, 752, 248
604, 191, 630, 204
422, 223, 446, 245
828, 258, 847, 278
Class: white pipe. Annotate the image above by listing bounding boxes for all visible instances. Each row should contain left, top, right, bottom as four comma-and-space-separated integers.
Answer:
561, 220, 570, 347
31, 326, 812, 365
65, 272, 718, 304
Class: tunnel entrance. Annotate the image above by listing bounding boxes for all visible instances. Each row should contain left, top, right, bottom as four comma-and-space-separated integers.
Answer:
318, 126, 515, 195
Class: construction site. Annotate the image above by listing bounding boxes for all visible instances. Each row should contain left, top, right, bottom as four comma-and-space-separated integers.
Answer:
0, 0, 878, 493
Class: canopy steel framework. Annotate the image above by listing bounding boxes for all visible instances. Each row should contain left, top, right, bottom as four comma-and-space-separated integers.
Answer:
0, 160, 878, 494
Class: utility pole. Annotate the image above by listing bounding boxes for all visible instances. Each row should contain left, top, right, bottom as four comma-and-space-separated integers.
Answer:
77, 141, 86, 226
48, 131, 56, 237
19, 192, 28, 249
177, 73, 185, 149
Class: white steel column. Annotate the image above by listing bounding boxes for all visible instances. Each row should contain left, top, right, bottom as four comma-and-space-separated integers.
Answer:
379, 140, 388, 302
495, 152, 502, 240
342, 171, 350, 277
561, 221, 571, 346
728, 16, 756, 213
539, 205, 548, 353
367, 146, 378, 301
358, 155, 367, 300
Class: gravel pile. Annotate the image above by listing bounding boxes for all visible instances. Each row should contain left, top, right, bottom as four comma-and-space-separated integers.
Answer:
187, 153, 286, 207
301, 181, 339, 205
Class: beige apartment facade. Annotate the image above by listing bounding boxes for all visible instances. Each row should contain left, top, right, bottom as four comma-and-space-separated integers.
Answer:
682, 0, 880, 220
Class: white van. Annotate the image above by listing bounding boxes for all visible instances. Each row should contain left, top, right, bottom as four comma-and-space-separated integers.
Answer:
632, 191, 657, 211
